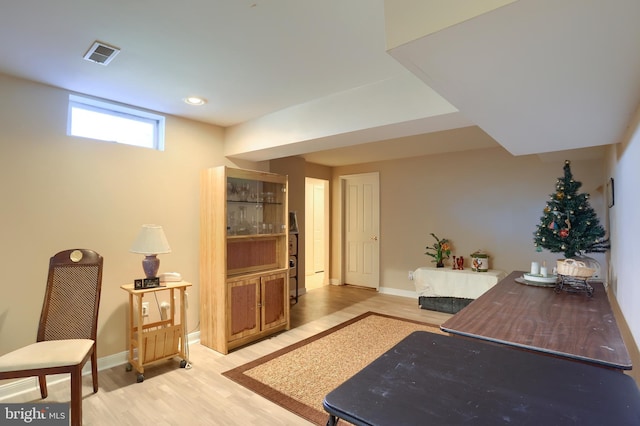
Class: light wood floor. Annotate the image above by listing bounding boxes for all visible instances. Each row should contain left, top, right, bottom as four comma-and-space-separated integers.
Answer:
6, 285, 452, 425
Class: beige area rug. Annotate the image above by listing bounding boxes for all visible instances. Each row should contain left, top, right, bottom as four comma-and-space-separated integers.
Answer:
222, 311, 445, 425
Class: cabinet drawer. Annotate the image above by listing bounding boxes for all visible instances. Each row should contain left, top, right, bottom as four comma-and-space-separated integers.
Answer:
227, 237, 280, 274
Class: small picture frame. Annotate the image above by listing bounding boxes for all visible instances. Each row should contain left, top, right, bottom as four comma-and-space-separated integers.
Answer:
289, 211, 299, 233
606, 177, 615, 208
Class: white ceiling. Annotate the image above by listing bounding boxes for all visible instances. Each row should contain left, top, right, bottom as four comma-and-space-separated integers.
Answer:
0, 1, 637, 166
389, 0, 640, 157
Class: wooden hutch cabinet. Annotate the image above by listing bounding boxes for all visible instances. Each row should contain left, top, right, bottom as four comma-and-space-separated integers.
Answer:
200, 166, 290, 354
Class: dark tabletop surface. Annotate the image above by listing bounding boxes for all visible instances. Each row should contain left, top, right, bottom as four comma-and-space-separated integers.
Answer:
323, 331, 640, 425
441, 270, 632, 369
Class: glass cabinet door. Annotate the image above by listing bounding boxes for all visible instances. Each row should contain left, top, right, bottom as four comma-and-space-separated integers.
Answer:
226, 176, 286, 236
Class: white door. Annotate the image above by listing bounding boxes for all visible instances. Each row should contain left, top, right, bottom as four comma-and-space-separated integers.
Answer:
343, 173, 379, 289
312, 183, 325, 273
305, 178, 328, 274
305, 178, 329, 290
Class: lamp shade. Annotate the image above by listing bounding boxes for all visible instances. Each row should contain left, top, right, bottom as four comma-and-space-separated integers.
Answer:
130, 224, 172, 255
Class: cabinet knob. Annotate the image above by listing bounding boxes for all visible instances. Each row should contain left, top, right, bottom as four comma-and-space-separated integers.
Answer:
371, 235, 378, 241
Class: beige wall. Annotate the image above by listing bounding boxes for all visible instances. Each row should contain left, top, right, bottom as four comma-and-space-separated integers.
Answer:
607, 104, 640, 358
0, 74, 260, 362
330, 147, 606, 294
2, 71, 636, 382
270, 156, 306, 293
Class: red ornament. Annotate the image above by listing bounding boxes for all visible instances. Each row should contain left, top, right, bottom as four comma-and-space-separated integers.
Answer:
559, 229, 569, 238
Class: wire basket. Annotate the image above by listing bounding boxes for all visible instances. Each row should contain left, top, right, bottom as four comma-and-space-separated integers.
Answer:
555, 274, 594, 297
556, 259, 595, 278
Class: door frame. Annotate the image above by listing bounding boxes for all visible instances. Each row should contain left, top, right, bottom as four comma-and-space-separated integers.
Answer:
339, 172, 380, 289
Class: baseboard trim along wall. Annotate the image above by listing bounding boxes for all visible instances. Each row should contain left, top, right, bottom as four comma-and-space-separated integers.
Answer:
0, 331, 201, 401
379, 286, 416, 299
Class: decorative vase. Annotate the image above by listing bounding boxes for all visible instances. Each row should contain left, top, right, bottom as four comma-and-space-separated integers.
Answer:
436, 261, 444, 268
236, 206, 251, 235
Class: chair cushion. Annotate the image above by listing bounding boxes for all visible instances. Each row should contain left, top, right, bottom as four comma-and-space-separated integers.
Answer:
0, 339, 94, 372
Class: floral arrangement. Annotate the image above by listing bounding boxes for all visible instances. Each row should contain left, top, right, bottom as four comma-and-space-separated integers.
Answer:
425, 233, 451, 266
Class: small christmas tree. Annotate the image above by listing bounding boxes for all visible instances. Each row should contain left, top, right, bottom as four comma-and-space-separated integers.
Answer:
533, 160, 609, 258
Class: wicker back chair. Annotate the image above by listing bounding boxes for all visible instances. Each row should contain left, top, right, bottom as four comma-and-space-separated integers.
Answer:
0, 249, 103, 426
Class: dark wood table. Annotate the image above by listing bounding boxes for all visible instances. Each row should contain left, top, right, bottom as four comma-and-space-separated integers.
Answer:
441, 270, 632, 370
323, 331, 640, 425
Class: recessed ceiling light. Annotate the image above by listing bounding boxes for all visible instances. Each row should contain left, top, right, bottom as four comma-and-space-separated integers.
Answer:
184, 96, 207, 106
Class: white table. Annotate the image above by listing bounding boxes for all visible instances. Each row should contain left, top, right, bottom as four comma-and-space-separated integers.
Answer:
413, 267, 506, 299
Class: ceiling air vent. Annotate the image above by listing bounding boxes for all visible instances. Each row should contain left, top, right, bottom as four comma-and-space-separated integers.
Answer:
83, 41, 120, 65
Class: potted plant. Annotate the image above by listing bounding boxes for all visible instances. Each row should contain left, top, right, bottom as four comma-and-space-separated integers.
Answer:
425, 233, 451, 267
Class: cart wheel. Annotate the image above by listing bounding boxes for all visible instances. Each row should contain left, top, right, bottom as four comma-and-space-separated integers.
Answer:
180, 359, 188, 368
125, 363, 132, 372
136, 374, 144, 383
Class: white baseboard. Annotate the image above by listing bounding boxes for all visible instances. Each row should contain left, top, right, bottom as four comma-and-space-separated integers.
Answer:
0, 331, 201, 401
378, 287, 417, 299
2, 288, 417, 400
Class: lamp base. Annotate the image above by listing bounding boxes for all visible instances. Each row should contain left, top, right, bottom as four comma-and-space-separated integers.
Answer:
142, 254, 160, 278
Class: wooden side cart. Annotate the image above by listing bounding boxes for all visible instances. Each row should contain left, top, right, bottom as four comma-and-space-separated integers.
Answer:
120, 281, 192, 382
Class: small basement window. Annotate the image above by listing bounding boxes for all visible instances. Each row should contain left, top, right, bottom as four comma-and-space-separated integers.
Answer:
67, 94, 165, 150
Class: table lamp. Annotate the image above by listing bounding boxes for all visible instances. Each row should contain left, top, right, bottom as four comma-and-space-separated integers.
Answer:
130, 224, 171, 278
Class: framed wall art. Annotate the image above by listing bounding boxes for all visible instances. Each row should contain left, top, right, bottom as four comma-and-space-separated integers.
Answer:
606, 177, 615, 208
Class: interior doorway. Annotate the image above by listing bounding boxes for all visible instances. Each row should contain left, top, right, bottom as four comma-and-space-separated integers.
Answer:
341, 172, 380, 290
305, 177, 329, 290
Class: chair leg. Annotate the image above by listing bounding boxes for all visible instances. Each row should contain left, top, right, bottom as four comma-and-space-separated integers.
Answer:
91, 350, 98, 393
38, 375, 48, 399
70, 367, 82, 426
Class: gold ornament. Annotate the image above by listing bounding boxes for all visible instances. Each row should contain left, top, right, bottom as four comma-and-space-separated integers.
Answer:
556, 192, 565, 200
